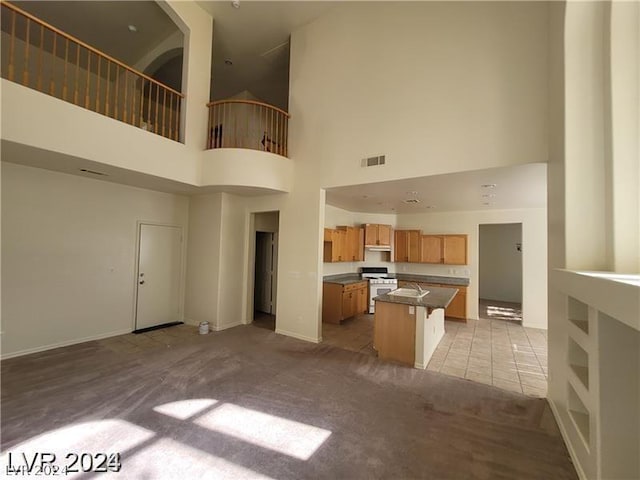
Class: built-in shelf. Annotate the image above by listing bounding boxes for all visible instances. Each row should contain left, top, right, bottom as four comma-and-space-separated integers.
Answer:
568, 296, 589, 334
568, 337, 589, 390
568, 382, 590, 449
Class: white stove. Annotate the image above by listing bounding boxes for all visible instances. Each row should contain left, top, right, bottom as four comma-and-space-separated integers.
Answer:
361, 267, 398, 313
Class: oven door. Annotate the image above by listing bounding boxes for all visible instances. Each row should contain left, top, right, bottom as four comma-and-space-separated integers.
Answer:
369, 284, 395, 313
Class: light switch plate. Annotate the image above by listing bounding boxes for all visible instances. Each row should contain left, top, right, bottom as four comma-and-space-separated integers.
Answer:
409, 306, 415, 314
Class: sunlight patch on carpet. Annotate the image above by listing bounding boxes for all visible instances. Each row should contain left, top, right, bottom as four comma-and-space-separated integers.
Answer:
195, 404, 332, 460
0, 419, 155, 478
153, 398, 218, 420
125, 437, 275, 479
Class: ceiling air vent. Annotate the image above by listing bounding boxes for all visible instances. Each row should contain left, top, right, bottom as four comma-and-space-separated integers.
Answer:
361, 155, 386, 167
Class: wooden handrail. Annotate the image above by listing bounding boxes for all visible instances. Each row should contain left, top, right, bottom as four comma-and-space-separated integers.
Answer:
207, 100, 290, 157
207, 99, 290, 118
1, 0, 184, 98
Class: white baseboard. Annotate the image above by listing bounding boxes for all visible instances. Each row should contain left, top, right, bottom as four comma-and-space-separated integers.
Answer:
213, 322, 242, 332
547, 397, 586, 480
275, 328, 321, 344
183, 318, 201, 327
1, 328, 132, 360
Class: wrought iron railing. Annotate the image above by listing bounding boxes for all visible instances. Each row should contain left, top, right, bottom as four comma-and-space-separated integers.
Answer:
206, 99, 289, 157
0, 1, 183, 142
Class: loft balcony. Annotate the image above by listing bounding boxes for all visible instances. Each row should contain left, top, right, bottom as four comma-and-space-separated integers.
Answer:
206, 99, 289, 158
1, 1, 182, 142
0, 1, 294, 194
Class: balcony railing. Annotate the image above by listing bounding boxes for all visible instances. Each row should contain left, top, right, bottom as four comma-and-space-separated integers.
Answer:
0, 1, 183, 142
207, 100, 290, 157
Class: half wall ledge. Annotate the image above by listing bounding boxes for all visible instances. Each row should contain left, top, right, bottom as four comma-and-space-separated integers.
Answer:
201, 148, 294, 194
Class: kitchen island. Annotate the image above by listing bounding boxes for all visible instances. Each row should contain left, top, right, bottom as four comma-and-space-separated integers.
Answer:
374, 286, 458, 368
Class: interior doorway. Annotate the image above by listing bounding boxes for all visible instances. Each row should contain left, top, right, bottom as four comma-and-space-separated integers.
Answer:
252, 211, 279, 331
478, 223, 523, 323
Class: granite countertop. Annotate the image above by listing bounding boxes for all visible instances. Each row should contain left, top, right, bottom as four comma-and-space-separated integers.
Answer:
374, 285, 458, 309
392, 273, 469, 287
323, 274, 367, 285
323, 273, 469, 287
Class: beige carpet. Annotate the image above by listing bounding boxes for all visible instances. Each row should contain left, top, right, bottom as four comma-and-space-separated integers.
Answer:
1, 324, 576, 479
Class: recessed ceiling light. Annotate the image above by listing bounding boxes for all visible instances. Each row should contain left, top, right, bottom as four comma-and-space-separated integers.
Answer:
224, 59, 233, 66
232, 0, 240, 8
128, 24, 138, 33
481, 184, 496, 188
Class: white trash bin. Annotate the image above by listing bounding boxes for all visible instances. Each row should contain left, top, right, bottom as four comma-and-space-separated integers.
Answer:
199, 321, 210, 335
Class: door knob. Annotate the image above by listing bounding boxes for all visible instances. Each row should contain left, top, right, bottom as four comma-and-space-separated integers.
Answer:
139, 280, 145, 285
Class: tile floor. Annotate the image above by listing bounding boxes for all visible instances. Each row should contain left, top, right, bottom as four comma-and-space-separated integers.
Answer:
426, 317, 548, 397
322, 313, 548, 398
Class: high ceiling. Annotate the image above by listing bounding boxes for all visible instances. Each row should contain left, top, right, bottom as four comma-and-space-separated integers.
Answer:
325, 163, 547, 214
12, 1, 336, 109
6, 2, 548, 211
197, 1, 336, 109
12, 1, 181, 68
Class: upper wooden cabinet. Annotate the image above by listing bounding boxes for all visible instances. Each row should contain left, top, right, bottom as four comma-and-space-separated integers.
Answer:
364, 224, 392, 247
323, 226, 364, 262
417, 234, 468, 265
394, 230, 421, 262
443, 235, 467, 265
420, 235, 443, 263
341, 226, 364, 262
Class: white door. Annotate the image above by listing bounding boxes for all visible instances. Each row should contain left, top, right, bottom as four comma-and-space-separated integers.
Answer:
255, 232, 274, 314
135, 224, 183, 330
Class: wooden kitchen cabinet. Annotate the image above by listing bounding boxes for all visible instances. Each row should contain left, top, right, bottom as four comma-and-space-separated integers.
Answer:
419, 234, 468, 265
397, 280, 467, 322
323, 281, 369, 324
340, 226, 364, 262
444, 286, 467, 319
421, 235, 443, 263
323, 228, 346, 262
443, 235, 467, 265
323, 226, 364, 262
364, 224, 392, 247
394, 230, 421, 262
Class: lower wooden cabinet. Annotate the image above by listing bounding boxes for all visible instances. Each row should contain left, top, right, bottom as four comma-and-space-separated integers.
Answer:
323, 281, 369, 324
398, 280, 467, 321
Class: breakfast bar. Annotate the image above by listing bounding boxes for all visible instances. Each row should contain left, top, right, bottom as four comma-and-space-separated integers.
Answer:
373, 286, 458, 368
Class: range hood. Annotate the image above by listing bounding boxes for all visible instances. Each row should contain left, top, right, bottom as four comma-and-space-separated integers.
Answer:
365, 245, 391, 252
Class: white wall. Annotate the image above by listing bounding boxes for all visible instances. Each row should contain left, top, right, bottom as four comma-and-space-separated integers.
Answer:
479, 223, 523, 303
184, 193, 222, 328
255, 211, 279, 233
548, 2, 640, 479
290, 2, 549, 189
1, 162, 189, 358
396, 208, 547, 329
184, 192, 247, 331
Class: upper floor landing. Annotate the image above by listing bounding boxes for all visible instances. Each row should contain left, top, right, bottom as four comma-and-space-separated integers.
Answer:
0, 1, 293, 195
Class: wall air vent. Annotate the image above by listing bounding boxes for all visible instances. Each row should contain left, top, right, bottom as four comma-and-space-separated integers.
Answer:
361, 155, 386, 167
